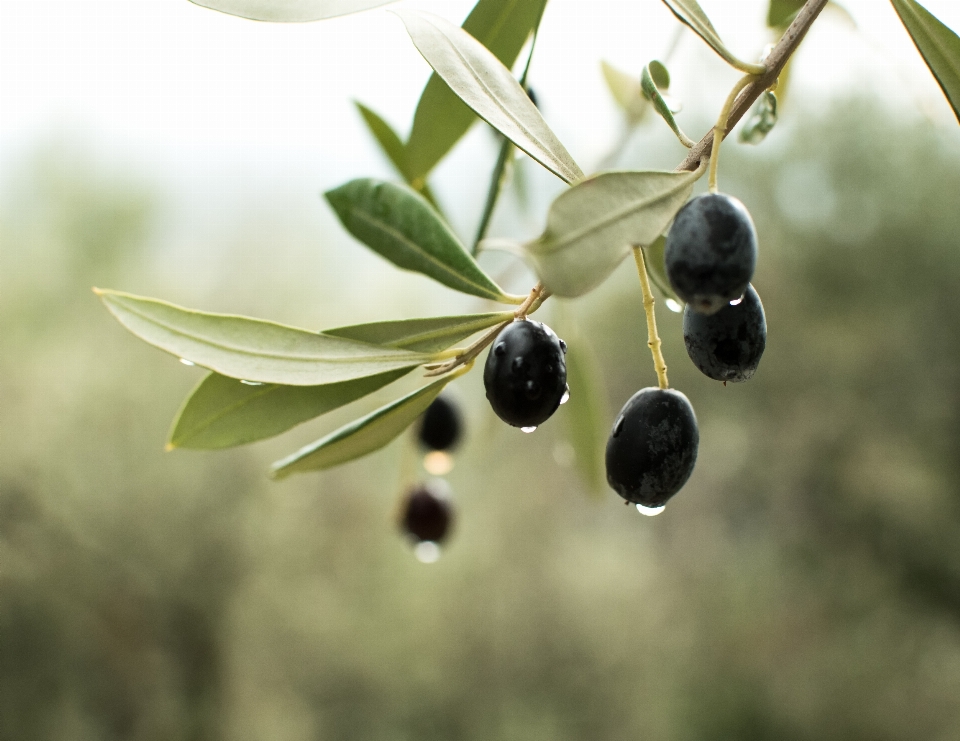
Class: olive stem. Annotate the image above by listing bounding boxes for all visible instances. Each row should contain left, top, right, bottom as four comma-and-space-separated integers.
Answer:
708, 73, 757, 193
632, 246, 669, 390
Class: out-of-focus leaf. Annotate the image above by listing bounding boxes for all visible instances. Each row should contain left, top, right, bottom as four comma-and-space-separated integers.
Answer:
601, 60, 648, 123
739, 90, 779, 144
168, 369, 410, 450
641, 234, 683, 305
188, 0, 393, 23
562, 330, 607, 495
891, 0, 960, 124
767, 0, 805, 29
641, 62, 693, 146
324, 179, 515, 302
270, 375, 453, 478
354, 102, 441, 210
404, 0, 549, 182
396, 10, 584, 185
661, 0, 765, 74
95, 289, 433, 385
523, 168, 704, 297
168, 312, 509, 449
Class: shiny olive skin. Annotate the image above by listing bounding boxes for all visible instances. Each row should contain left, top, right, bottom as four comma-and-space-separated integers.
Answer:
400, 483, 454, 544
605, 388, 699, 507
683, 284, 766, 382
418, 395, 462, 452
665, 193, 758, 315
484, 320, 567, 428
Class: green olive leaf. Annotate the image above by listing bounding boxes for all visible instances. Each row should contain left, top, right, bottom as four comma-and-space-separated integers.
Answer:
561, 330, 607, 495
641, 62, 693, 147
767, 0, 805, 29
661, 0, 766, 74
641, 234, 683, 305
523, 168, 704, 297
325, 179, 515, 302
168, 312, 510, 449
353, 102, 441, 211
395, 9, 585, 185
168, 369, 411, 450
891, 0, 960, 124
95, 289, 434, 385
404, 0, 549, 182
739, 90, 779, 145
270, 375, 453, 478
187, 0, 393, 22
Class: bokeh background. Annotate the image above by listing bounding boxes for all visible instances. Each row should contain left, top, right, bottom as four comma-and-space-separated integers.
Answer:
4, 1, 960, 739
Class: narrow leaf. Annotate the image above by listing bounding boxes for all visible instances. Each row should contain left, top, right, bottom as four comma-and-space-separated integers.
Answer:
766, 0, 805, 29
404, 0, 549, 182
354, 102, 442, 210
188, 0, 393, 23
325, 179, 512, 301
270, 376, 453, 478
739, 90, 778, 145
169, 369, 410, 450
891, 0, 960, 123
168, 312, 509, 449
641, 62, 694, 147
396, 10, 585, 185
524, 167, 704, 297
326, 311, 513, 353
661, 0, 765, 74
95, 289, 433, 385
563, 332, 607, 494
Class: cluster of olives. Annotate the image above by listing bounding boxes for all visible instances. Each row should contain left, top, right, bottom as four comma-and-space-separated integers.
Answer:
402, 194, 767, 546
607, 192, 767, 510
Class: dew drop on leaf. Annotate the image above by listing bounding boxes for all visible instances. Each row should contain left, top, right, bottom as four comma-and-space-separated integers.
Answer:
179, 358, 196, 366
240, 380, 264, 386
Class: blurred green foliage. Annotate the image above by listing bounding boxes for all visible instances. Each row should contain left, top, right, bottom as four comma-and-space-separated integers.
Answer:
3, 99, 960, 740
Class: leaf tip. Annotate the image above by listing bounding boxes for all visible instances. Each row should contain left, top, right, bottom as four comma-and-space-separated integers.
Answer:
164, 442, 176, 452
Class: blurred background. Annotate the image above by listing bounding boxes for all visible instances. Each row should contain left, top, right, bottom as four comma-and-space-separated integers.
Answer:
3, 0, 960, 739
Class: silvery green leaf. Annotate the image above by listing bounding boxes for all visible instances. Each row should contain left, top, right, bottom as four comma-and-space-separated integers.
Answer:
891, 0, 960, 123
270, 375, 453, 477
325, 179, 515, 302
641, 62, 693, 146
601, 60, 648, 123
562, 334, 607, 494
739, 91, 778, 145
661, 0, 766, 74
168, 312, 509, 449
641, 234, 683, 304
523, 168, 704, 297
96, 289, 434, 385
405, 0, 549, 181
188, 0, 393, 22
396, 9, 585, 185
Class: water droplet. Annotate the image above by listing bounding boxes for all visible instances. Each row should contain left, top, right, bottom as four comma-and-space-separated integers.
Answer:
612, 415, 625, 437
494, 342, 506, 356
423, 451, 454, 476
179, 358, 196, 366
559, 339, 567, 354
560, 386, 571, 404
521, 426, 537, 434
414, 541, 441, 563
729, 296, 744, 306
665, 299, 683, 313
636, 503, 666, 517
240, 380, 264, 386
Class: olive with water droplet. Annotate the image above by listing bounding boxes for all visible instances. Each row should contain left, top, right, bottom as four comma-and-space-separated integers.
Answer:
665, 193, 757, 315
484, 319, 568, 428
605, 388, 699, 507
400, 482, 454, 544
417, 394, 462, 452
683, 284, 766, 382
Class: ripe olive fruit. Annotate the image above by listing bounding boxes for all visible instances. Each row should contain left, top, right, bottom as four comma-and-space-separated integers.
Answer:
417, 395, 462, 452
400, 482, 454, 544
665, 193, 758, 315
484, 319, 568, 429
683, 284, 766, 382
605, 388, 699, 507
